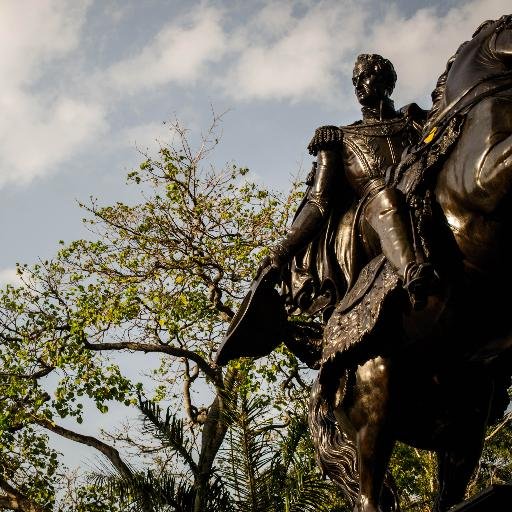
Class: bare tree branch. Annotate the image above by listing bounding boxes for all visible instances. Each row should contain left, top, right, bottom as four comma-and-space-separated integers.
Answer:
183, 359, 200, 424
0, 367, 54, 380
35, 417, 132, 479
485, 410, 512, 441
82, 338, 219, 383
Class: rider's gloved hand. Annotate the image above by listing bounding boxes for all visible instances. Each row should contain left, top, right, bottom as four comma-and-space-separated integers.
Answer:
254, 247, 287, 281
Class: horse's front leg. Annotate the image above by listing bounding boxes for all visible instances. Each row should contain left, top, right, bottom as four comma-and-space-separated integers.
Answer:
433, 382, 491, 512
350, 357, 396, 512
433, 434, 484, 512
475, 131, 512, 212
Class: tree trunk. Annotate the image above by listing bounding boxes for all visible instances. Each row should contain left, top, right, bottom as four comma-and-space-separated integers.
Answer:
193, 394, 229, 512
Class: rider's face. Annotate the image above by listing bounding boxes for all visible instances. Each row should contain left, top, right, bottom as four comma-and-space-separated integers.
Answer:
353, 67, 390, 108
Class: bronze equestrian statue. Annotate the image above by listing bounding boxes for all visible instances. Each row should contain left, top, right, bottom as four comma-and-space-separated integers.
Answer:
263, 53, 432, 316
217, 14, 512, 512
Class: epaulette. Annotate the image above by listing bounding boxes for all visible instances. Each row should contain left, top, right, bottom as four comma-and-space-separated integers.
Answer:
307, 125, 343, 156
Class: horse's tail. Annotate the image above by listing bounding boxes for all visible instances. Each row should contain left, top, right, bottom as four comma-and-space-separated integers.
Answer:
308, 374, 359, 506
308, 374, 401, 512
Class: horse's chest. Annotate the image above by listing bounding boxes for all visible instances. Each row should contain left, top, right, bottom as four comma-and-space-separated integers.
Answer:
435, 95, 512, 272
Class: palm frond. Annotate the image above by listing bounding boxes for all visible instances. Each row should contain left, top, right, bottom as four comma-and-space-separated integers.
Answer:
96, 469, 233, 512
96, 469, 194, 511
138, 398, 197, 475
219, 392, 275, 510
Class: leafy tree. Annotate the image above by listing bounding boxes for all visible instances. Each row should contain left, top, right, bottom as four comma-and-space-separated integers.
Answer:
93, 366, 349, 512
0, 116, 304, 511
468, 394, 512, 495
0, 264, 133, 510
389, 444, 437, 511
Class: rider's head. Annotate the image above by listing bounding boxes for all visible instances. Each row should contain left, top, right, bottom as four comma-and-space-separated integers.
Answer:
352, 54, 397, 108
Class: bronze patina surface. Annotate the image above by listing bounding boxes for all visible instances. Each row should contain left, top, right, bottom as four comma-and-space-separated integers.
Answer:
218, 14, 512, 512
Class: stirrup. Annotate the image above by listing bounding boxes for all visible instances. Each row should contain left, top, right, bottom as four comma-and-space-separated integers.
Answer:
403, 263, 436, 310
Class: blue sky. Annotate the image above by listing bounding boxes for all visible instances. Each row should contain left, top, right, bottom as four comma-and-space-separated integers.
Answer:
1, 0, 510, 469
1, 0, 510, 284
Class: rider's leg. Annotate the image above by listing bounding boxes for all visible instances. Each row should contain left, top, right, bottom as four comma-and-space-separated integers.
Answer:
350, 357, 396, 512
364, 187, 433, 309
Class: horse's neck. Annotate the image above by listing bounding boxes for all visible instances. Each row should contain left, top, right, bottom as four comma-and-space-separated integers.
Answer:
433, 25, 512, 128
435, 92, 512, 277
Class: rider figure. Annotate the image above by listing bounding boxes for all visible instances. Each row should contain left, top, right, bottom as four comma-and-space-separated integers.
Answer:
265, 54, 433, 311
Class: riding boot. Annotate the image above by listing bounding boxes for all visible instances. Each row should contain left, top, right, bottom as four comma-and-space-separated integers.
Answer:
364, 186, 433, 309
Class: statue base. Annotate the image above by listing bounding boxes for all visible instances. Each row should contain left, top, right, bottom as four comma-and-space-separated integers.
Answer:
450, 484, 512, 511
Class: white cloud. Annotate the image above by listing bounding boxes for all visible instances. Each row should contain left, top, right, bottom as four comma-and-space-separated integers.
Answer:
0, 267, 22, 287
108, 6, 227, 93
365, 0, 512, 104
249, 1, 295, 39
0, 0, 509, 188
0, 0, 107, 187
221, 0, 367, 102
0, 94, 107, 186
0, 3, 227, 187
0, 0, 90, 89
219, 0, 512, 106
116, 122, 173, 152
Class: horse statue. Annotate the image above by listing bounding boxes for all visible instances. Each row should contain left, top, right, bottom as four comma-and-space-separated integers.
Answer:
309, 15, 512, 512
218, 15, 512, 512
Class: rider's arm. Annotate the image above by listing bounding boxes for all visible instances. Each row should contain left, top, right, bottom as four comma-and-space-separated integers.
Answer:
271, 148, 342, 263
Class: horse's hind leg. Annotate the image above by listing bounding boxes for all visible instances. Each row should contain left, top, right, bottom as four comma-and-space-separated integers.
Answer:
351, 357, 396, 512
433, 373, 493, 511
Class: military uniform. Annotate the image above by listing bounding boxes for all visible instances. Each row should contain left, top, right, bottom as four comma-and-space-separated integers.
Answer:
216, 105, 430, 368
275, 103, 428, 318
216, 54, 431, 370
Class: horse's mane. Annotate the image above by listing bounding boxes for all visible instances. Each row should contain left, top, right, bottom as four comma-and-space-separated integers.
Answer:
426, 53, 459, 127
426, 38, 471, 127
426, 15, 512, 128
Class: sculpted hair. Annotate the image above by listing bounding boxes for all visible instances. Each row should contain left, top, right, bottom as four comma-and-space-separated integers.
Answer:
352, 54, 397, 96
